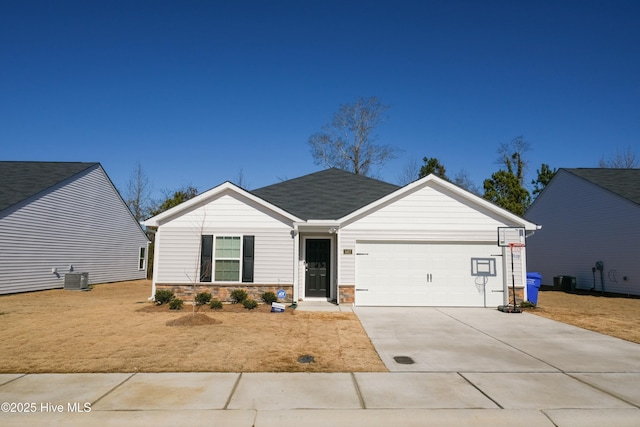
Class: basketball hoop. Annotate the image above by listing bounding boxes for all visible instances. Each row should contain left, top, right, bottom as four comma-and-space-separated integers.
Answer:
509, 243, 525, 253
496, 230, 527, 313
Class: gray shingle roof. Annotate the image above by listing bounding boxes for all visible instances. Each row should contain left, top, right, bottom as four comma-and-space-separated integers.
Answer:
0, 161, 98, 212
251, 168, 400, 220
565, 168, 640, 205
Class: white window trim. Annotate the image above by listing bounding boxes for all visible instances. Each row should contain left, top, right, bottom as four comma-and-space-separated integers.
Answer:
213, 235, 243, 283
138, 246, 147, 271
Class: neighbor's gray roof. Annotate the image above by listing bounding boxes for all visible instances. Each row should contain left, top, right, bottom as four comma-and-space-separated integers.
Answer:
251, 168, 400, 220
565, 168, 640, 205
0, 161, 98, 212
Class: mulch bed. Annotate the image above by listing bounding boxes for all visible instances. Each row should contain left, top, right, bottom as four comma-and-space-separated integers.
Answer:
136, 302, 292, 314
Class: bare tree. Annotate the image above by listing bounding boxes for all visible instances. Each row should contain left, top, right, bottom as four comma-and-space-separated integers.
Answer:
453, 169, 480, 195
308, 96, 399, 176
397, 157, 421, 185
497, 136, 530, 186
599, 146, 638, 168
233, 168, 250, 189
125, 161, 153, 222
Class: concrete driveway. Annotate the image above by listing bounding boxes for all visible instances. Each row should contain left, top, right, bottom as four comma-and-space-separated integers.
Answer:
354, 307, 640, 373
354, 307, 640, 420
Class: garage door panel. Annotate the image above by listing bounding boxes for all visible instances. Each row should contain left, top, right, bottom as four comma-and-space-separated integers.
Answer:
355, 242, 504, 307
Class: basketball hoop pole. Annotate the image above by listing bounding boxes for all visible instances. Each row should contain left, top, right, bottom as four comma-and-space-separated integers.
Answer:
497, 227, 525, 313
509, 243, 522, 313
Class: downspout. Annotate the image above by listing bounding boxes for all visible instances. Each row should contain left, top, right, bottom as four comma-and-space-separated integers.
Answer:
292, 224, 300, 306
335, 228, 340, 305
148, 228, 161, 301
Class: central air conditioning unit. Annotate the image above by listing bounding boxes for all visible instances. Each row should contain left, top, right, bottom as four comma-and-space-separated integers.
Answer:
64, 272, 89, 290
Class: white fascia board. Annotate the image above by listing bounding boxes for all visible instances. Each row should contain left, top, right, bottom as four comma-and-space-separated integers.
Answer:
143, 181, 302, 227
339, 174, 540, 231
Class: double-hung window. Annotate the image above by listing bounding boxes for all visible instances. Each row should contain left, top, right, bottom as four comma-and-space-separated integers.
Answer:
214, 236, 241, 281
200, 235, 254, 283
138, 247, 147, 270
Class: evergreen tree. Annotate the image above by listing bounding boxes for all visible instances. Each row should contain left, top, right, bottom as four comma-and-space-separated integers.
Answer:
531, 163, 557, 199
483, 138, 531, 215
418, 157, 448, 180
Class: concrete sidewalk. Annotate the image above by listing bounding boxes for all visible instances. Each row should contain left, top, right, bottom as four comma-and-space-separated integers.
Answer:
1, 371, 639, 426
1, 307, 639, 426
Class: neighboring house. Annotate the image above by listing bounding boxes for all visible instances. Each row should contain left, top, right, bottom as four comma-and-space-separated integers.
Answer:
524, 168, 640, 296
144, 168, 538, 307
0, 161, 150, 294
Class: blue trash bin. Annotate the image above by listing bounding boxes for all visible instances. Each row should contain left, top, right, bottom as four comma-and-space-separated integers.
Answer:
526, 272, 542, 305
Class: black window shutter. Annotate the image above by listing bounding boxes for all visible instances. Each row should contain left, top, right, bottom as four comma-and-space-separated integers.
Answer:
242, 235, 254, 283
200, 235, 213, 282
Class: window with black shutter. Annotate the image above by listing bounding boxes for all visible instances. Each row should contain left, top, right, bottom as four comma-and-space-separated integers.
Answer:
200, 235, 213, 282
242, 235, 255, 283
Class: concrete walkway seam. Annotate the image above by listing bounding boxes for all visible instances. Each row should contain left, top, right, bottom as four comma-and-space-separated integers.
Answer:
457, 372, 504, 409
349, 372, 366, 409
223, 373, 242, 410
566, 373, 640, 409
88, 372, 136, 408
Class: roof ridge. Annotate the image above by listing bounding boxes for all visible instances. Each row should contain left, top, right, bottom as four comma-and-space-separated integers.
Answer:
251, 168, 399, 220
0, 162, 100, 212
563, 168, 640, 206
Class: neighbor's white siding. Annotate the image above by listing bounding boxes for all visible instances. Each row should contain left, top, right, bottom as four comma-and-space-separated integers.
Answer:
525, 170, 639, 295
0, 166, 149, 294
154, 190, 294, 284
339, 184, 525, 289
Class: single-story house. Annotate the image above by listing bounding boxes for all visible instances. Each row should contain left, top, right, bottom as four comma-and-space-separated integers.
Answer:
524, 168, 639, 296
144, 168, 539, 307
0, 161, 150, 294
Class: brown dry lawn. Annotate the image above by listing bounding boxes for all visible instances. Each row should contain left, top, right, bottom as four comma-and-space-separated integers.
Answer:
0, 280, 386, 373
2, 282, 639, 374
530, 289, 640, 344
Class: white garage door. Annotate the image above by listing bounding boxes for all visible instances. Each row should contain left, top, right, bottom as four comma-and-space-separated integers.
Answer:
355, 242, 505, 307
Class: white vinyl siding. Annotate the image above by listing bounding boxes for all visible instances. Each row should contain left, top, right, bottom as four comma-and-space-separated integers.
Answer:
339, 183, 525, 290
525, 171, 640, 295
153, 191, 294, 285
0, 166, 149, 294
343, 185, 507, 232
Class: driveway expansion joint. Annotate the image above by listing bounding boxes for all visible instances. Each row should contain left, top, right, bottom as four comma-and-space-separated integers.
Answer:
88, 372, 137, 407
457, 372, 504, 409
224, 373, 242, 410
350, 372, 366, 409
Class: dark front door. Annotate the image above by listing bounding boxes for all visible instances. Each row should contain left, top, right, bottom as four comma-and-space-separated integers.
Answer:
305, 239, 330, 298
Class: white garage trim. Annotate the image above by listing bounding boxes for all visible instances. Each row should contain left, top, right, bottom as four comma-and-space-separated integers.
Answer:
355, 241, 505, 307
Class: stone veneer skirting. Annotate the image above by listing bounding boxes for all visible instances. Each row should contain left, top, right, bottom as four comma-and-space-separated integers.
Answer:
339, 284, 355, 304
155, 283, 294, 304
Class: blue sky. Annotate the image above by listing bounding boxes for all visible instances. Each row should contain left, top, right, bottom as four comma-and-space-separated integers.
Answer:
2, 0, 639, 201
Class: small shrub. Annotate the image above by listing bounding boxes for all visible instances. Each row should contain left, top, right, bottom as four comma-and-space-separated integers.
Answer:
230, 289, 248, 304
155, 289, 175, 305
195, 292, 212, 306
209, 299, 223, 310
169, 298, 184, 310
261, 291, 278, 305
242, 298, 258, 310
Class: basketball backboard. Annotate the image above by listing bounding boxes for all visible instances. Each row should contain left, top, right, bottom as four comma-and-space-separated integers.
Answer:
497, 227, 525, 247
